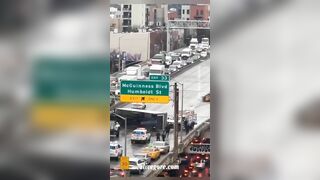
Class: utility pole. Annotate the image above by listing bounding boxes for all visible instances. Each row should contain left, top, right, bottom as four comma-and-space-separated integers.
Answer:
118, 37, 121, 73
166, 22, 170, 52
180, 83, 184, 144
112, 112, 128, 177
173, 83, 179, 160
112, 112, 127, 156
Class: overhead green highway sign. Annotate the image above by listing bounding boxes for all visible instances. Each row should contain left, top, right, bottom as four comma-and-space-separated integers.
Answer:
120, 80, 170, 103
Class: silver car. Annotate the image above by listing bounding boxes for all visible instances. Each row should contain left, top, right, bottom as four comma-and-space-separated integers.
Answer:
152, 141, 170, 154
134, 153, 151, 165
131, 103, 146, 109
168, 65, 178, 74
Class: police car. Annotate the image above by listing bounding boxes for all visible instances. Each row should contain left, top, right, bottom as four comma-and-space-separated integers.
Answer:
110, 141, 123, 160
130, 128, 151, 144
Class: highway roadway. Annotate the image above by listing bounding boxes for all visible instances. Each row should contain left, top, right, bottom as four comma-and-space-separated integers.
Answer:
110, 54, 211, 175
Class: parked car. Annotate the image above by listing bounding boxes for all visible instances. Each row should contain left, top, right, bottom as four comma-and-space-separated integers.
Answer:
129, 158, 146, 174
131, 128, 151, 144
141, 147, 161, 160
131, 103, 146, 109
110, 120, 120, 137
152, 141, 170, 154
134, 153, 151, 165
110, 141, 123, 160
172, 61, 182, 69
168, 65, 178, 74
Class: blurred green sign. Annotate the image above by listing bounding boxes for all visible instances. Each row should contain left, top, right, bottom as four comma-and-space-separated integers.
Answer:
149, 75, 170, 81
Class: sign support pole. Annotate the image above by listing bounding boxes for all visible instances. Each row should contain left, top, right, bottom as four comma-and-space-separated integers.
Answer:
173, 82, 179, 161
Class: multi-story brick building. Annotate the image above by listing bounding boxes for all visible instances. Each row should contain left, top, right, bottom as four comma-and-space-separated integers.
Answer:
190, 4, 209, 20
181, 4, 209, 20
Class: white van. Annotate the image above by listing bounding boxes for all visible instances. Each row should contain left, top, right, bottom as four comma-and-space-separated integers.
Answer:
149, 64, 165, 76
189, 38, 199, 51
181, 48, 192, 60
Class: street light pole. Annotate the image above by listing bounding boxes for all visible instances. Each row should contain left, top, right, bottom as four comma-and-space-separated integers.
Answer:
118, 37, 121, 73
112, 112, 127, 156
180, 83, 184, 143
112, 112, 128, 176
118, 35, 126, 73
173, 83, 179, 160
166, 22, 170, 52
175, 82, 184, 144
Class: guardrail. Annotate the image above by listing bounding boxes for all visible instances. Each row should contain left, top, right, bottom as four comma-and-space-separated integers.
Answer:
179, 119, 210, 153
145, 119, 210, 177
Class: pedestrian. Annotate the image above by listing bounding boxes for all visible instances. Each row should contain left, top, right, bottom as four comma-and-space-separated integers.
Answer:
156, 131, 161, 141
162, 130, 166, 141
165, 125, 170, 137
190, 121, 195, 129
184, 120, 189, 134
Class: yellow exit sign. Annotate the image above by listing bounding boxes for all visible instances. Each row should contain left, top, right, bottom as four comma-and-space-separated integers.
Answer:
120, 156, 129, 170
120, 95, 170, 104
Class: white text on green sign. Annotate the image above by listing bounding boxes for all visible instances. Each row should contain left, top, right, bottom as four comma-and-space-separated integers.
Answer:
149, 75, 170, 81
120, 80, 169, 96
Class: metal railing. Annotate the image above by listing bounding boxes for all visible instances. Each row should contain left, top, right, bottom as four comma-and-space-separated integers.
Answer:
167, 20, 210, 29
145, 119, 210, 177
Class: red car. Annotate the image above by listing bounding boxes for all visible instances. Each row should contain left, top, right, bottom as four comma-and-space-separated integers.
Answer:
181, 169, 190, 177
201, 138, 210, 144
191, 137, 201, 144
110, 168, 125, 177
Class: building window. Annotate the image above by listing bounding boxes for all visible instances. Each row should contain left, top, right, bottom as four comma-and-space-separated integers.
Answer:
200, 10, 204, 15
182, 9, 185, 14
196, 10, 199, 15
187, 18, 189, 20
187, 10, 189, 14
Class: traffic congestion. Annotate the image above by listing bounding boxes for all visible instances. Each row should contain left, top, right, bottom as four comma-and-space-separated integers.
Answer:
109, 36, 211, 177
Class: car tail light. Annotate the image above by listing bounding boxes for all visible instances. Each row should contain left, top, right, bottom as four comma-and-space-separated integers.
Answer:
120, 171, 125, 176
196, 156, 200, 159
184, 169, 189, 173
185, 156, 188, 159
